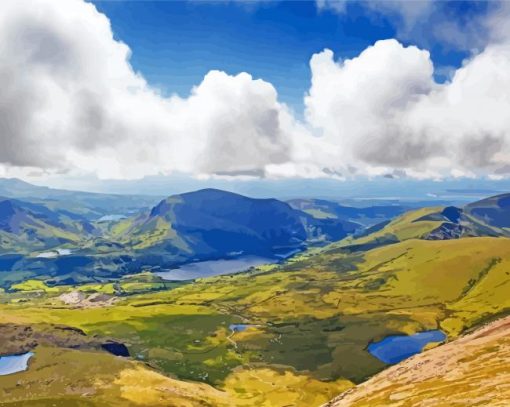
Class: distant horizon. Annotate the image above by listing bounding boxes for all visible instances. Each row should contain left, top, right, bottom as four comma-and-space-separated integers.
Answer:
2, 176, 508, 206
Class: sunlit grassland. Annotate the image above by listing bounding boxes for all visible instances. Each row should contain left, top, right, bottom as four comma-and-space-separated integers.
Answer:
332, 206, 443, 249
0, 345, 352, 407
0, 345, 230, 407
109, 214, 189, 251
3, 232, 510, 404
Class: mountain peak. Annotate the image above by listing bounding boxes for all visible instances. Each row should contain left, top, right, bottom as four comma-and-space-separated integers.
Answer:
178, 188, 256, 201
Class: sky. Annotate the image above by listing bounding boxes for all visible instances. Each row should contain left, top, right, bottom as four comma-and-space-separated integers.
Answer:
1, 0, 510, 199
90, 0, 480, 111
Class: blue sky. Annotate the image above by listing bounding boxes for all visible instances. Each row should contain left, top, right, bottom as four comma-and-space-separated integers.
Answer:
91, 0, 478, 112
3, 0, 509, 200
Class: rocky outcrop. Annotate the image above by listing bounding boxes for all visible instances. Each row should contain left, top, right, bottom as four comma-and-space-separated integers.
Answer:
0, 323, 130, 358
58, 290, 116, 308
425, 222, 464, 240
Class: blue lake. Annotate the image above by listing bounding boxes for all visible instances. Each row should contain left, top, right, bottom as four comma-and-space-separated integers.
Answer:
368, 330, 447, 364
155, 256, 275, 281
0, 352, 34, 376
229, 324, 254, 332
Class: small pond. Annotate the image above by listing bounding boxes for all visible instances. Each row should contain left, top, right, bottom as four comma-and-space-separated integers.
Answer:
368, 330, 446, 364
155, 256, 275, 281
229, 324, 255, 332
0, 352, 34, 376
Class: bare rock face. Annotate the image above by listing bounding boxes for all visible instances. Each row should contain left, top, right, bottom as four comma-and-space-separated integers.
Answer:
58, 290, 116, 308
58, 290, 86, 305
425, 222, 464, 240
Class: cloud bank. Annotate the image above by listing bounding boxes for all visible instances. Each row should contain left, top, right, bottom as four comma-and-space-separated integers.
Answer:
0, 0, 302, 180
1, 0, 510, 181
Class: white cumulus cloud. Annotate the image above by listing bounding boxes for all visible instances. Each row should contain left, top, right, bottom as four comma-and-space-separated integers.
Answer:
304, 1, 510, 179
0, 0, 303, 180
1, 0, 510, 182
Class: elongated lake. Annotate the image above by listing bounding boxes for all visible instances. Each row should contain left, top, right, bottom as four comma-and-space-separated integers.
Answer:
0, 352, 34, 376
368, 330, 446, 364
155, 256, 275, 281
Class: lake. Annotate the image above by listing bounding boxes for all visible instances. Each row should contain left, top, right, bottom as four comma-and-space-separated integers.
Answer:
155, 256, 275, 281
36, 248, 73, 258
368, 330, 447, 364
229, 324, 256, 332
0, 352, 34, 376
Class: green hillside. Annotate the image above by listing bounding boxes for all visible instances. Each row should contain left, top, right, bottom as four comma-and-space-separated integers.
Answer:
0, 177, 162, 220
3, 234, 510, 404
0, 198, 95, 254
329, 206, 445, 252
2, 192, 510, 406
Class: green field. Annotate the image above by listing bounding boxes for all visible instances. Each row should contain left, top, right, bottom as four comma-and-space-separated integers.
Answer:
3, 223, 510, 405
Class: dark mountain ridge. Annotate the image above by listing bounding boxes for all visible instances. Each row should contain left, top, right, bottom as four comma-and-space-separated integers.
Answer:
113, 188, 359, 260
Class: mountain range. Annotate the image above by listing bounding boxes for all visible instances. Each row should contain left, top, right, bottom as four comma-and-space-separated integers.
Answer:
1, 178, 510, 288
0, 184, 361, 285
1, 180, 510, 406
109, 188, 358, 259
0, 178, 162, 220
287, 198, 407, 227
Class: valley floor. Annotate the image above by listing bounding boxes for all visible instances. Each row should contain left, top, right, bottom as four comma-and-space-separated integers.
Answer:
2, 235, 510, 405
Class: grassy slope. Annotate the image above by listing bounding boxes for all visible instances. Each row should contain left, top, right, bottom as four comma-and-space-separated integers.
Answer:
3, 205, 510, 405
325, 315, 510, 407
0, 344, 351, 407
333, 206, 443, 250
2, 237, 510, 400
0, 346, 230, 407
0, 218, 86, 254
109, 214, 189, 251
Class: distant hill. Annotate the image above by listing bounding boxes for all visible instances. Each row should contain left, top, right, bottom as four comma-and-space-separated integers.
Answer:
411, 193, 510, 240
0, 197, 95, 254
328, 192, 510, 253
0, 178, 162, 220
287, 198, 407, 227
464, 192, 510, 230
110, 189, 358, 262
